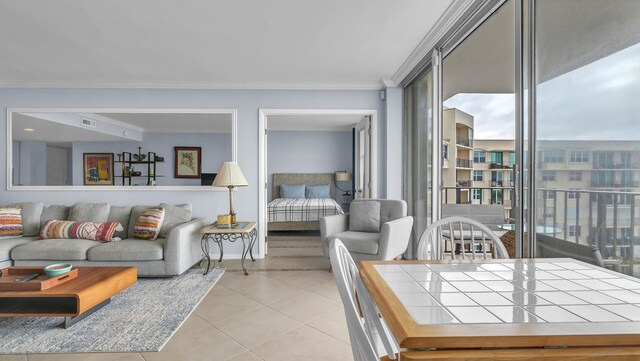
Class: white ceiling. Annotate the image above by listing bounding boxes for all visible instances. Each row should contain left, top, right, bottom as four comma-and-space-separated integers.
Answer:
0, 0, 456, 89
13, 112, 232, 142
268, 113, 366, 131
13, 113, 126, 142
96, 113, 232, 133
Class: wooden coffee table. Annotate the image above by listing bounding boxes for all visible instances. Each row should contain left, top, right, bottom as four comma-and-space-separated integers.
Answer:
0, 266, 137, 328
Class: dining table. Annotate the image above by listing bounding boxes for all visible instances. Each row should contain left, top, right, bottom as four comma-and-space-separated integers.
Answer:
359, 258, 640, 360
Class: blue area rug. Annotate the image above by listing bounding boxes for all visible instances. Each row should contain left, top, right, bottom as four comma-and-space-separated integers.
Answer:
0, 268, 224, 353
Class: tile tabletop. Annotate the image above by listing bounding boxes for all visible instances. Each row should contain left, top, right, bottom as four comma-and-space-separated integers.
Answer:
372, 259, 640, 325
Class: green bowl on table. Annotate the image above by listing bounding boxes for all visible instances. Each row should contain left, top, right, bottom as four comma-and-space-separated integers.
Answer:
44, 263, 73, 277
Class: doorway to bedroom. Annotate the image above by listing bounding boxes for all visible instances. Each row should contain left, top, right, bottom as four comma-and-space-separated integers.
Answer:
258, 109, 378, 268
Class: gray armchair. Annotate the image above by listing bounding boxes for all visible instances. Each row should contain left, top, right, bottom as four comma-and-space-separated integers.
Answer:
321, 199, 413, 261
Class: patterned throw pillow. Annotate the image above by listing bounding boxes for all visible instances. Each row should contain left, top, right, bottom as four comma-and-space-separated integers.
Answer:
0, 206, 23, 239
133, 207, 165, 240
39, 220, 122, 242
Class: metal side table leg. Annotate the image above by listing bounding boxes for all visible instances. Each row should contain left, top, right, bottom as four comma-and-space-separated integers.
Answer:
240, 235, 250, 275
248, 228, 257, 262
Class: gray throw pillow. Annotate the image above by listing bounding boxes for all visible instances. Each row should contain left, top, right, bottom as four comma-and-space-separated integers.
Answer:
69, 202, 110, 222
349, 201, 381, 233
9, 202, 44, 237
158, 203, 193, 238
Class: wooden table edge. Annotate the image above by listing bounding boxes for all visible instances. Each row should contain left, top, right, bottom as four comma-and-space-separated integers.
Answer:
359, 259, 640, 350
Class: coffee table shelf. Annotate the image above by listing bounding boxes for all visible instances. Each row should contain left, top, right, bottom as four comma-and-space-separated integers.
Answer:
0, 266, 137, 328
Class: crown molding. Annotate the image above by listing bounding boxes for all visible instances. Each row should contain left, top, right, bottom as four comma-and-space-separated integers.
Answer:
391, 0, 477, 85
0, 80, 385, 91
379, 79, 397, 88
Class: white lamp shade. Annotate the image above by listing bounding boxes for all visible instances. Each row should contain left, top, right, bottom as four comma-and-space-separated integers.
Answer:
335, 171, 352, 182
213, 162, 249, 187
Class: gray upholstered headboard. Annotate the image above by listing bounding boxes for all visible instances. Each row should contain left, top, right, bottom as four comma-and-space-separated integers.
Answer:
272, 173, 336, 199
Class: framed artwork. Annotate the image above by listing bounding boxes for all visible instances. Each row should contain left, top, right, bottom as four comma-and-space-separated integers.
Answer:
83, 153, 114, 186
174, 146, 202, 178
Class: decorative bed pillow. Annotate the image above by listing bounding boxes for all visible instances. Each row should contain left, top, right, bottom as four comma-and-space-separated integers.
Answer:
39, 220, 123, 242
305, 184, 331, 199
280, 184, 306, 199
0, 206, 23, 239
349, 200, 381, 233
133, 207, 165, 240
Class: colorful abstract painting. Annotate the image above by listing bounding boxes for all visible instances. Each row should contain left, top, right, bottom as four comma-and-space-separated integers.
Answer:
83, 153, 114, 185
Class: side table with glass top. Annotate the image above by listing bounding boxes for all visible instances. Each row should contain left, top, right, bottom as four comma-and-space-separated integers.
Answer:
200, 222, 257, 275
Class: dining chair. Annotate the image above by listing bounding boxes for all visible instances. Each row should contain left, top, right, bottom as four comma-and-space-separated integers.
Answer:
329, 239, 398, 361
417, 216, 509, 260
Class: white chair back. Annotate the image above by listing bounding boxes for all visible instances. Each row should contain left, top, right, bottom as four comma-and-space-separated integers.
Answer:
329, 239, 397, 361
417, 216, 509, 260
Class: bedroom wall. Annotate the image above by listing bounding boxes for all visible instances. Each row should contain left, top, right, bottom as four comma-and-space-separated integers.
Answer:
267, 130, 352, 202
0, 87, 390, 257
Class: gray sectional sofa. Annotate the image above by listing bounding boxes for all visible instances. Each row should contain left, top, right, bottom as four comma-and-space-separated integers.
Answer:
0, 202, 208, 277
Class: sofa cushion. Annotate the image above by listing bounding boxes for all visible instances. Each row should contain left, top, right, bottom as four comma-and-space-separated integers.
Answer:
87, 238, 165, 261
0, 237, 35, 261
41, 205, 69, 223
158, 203, 192, 238
39, 220, 122, 242
133, 207, 165, 240
11, 239, 100, 261
9, 202, 44, 236
69, 202, 110, 222
329, 231, 380, 255
0, 206, 23, 239
349, 200, 381, 232
108, 205, 133, 239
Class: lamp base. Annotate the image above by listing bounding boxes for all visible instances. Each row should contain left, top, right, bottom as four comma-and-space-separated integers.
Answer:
230, 212, 237, 226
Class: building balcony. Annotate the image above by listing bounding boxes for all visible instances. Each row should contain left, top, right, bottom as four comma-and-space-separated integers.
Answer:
456, 158, 472, 168
456, 136, 472, 147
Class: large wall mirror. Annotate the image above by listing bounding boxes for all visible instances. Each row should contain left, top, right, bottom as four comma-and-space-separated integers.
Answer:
7, 108, 237, 190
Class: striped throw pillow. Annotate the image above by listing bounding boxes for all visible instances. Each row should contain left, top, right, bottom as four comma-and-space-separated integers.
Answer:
0, 206, 23, 239
133, 207, 165, 240
39, 220, 122, 242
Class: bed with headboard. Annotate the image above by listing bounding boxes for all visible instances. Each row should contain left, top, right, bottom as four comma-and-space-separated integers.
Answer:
268, 173, 344, 231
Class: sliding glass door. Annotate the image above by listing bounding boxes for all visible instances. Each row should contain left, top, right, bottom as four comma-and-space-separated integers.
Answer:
532, 0, 640, 276
404, 68, 434, 258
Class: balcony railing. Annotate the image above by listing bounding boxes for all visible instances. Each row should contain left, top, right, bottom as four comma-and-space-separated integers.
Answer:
442, 186, 513, 205
536, 187, 640, 277
456, 136, 472, 147
489, 162, 512, 169
456, 158, 471, 168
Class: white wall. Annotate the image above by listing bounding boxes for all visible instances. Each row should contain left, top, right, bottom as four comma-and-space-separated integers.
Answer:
1, 87, 391, 256
267, 130, 352, 201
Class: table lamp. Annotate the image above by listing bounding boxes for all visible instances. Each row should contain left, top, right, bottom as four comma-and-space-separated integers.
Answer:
334, 171, 353, 196
213, 162, 248, 226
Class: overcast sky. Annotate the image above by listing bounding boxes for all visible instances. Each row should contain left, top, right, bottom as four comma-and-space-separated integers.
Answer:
444, 42, 640, 141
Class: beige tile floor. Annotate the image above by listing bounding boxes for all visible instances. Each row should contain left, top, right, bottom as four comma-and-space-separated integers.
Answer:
1, 235, 354, 361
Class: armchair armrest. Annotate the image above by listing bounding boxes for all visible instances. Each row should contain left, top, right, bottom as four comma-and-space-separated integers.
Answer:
320, 214, 349, 257
378, 216, 414, 260
164, 218, 209, 275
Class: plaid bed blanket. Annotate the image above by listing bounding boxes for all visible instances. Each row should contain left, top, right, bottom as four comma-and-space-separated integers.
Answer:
268, 198, 344, 222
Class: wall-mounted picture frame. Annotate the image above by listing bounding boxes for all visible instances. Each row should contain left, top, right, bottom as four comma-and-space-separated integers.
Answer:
83, 153, 114, 186
174, 146, 202, 178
